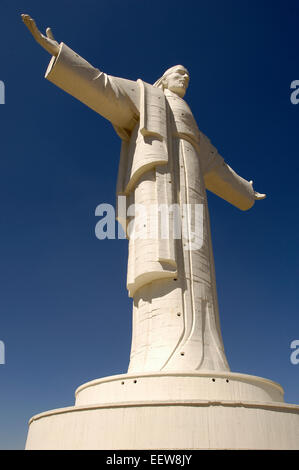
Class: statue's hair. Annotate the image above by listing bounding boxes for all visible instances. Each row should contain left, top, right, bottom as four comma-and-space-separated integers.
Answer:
153, 65, 189, 89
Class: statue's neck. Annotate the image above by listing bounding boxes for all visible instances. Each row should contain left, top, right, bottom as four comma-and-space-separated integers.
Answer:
164, 88, 186, 101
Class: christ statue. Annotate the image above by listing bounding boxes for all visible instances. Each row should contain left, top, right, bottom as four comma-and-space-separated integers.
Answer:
22, 14, 265, 374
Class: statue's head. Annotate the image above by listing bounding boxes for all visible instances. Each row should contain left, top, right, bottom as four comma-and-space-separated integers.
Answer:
154, 65, 190, 98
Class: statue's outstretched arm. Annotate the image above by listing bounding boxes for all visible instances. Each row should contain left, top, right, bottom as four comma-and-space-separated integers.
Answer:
22, 14, 59, 57
200, 133, 266, 210
21, 14, 139, 132
204, 159, 266, 211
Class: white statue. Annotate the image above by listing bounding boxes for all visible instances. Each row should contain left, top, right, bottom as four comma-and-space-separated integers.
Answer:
22, 14, 265, 374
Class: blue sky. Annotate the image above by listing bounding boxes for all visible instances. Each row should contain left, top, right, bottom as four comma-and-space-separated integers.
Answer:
0, 0, 298, 449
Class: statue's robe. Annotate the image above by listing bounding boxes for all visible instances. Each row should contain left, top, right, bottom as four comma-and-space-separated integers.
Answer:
45, 44, 255, 373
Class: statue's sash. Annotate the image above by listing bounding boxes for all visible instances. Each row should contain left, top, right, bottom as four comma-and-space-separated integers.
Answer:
115, 80, 169, 197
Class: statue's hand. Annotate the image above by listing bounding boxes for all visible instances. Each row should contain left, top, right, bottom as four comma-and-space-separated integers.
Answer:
254, 191, 266, 200
21, 14, 59, 57
249, 181, 266, 200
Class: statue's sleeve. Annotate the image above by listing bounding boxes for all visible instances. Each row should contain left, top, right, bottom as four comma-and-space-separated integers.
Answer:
45, 43, 139, 131
200, 134, 255, 211
204, 159, 255, 211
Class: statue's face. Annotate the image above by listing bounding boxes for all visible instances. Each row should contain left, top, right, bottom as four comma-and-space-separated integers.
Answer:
163, 67, 190, 98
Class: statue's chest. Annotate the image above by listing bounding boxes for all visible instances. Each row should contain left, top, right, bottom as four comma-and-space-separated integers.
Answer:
165, 91, 200, 143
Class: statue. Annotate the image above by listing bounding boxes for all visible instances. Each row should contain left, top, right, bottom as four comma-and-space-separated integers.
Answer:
22, 14, 266, 374
22, 14, 299, 452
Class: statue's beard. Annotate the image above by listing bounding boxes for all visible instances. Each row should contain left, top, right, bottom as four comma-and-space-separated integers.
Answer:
167, 84, 187, 98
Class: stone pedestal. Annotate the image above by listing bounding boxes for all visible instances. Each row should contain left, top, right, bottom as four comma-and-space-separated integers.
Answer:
25, 371, 299, 449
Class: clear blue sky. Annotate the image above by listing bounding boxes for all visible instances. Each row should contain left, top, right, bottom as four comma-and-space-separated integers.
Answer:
0, 0, 298, 449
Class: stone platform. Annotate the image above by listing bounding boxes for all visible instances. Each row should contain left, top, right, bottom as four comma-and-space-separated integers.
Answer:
25, 371, 299, 449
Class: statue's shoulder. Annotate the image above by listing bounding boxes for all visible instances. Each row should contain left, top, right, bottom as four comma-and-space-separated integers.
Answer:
137, 79, 166, 106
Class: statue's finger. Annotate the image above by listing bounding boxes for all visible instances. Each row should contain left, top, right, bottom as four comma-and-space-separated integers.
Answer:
23, 19, 35, 36
23, 15, 41, 39
21, 14, 33, 27
255, 192, 266, 200
21, 14, 33, 31
21, 13, 32, 22
46, 27, 55, 40
29, 18, 41, 36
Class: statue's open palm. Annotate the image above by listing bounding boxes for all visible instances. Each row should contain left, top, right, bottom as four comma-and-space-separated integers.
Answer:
21, 14, 59, 56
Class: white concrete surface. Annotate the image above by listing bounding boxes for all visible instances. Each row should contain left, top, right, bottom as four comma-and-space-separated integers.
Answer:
26, 372, 299, 450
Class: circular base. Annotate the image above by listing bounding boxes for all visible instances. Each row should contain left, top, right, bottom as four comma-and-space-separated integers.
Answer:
25, 372, 299, 450
75, 370, 284, 406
